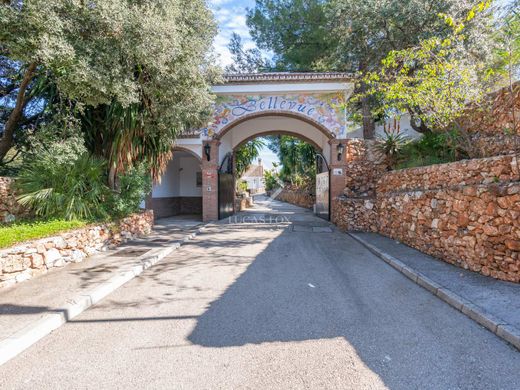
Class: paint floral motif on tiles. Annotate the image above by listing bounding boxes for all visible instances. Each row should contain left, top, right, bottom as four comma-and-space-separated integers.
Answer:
201, 93, 348, 138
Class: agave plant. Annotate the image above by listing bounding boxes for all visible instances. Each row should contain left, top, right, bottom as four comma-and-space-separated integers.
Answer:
16, 152, 110, 221
375, 127, 410, 169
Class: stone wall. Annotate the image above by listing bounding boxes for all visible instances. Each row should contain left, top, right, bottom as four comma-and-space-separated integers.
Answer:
341, 139, 387, 197
332, 196, 378, 232
377, 155, 520, 283
277, 186, 315, 209
0, 210, 154, 289
462, 81, 520, 136
461, 81, 520, 157
0, 177, 25, 223
470, 133, 520, 157
332, 139, 387, 230
336, 153, 520, 283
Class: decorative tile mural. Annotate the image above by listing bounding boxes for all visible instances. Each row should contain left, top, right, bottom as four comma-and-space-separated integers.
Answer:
201, 93, 354, 139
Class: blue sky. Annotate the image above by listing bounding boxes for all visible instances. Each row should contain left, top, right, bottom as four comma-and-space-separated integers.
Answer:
209, 0, 257, 68
208, 0, 517, 171
209, 0, 280, 171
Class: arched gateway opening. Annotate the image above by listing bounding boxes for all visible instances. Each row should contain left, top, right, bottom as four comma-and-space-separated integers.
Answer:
215, 113, 334, 219
149, 72, 357, 223
149, 147, 203, 220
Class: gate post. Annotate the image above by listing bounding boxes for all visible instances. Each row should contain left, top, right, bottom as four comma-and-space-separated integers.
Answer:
329, 139, 387, 231
202, 140, 220, 222
329, 139, 349, 224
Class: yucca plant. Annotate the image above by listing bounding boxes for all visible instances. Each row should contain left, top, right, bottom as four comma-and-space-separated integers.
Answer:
376, 127, 410, 169
16, 153, 110, 221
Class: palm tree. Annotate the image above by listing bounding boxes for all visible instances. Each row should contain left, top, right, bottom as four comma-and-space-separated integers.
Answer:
234, 138, 266, 178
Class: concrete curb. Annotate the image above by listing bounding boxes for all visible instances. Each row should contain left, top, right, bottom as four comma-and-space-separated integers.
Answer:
348, 232, 520, 351
0, 225, 207, 367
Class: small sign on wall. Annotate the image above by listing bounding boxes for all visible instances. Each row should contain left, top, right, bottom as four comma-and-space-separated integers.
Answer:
332, 168, 343, 176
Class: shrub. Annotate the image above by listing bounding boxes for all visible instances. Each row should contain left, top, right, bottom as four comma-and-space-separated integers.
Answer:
16, 152, 110, 221
107, 163, 152, 219
375, 129, 410, 169
0, 220, 87, 249
397, 132, 459, 169
236, 179, 248, 194
264, 169, 280, 191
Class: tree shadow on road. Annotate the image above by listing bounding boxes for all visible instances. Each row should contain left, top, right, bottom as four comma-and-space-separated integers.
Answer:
184, 225, 520, 389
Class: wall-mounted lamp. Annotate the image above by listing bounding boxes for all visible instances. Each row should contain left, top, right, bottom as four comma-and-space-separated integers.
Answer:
337, 142, 344, 162
204, 143, 211, 162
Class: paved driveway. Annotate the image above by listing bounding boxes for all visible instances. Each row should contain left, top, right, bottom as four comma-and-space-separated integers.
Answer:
1, 198, 519, 389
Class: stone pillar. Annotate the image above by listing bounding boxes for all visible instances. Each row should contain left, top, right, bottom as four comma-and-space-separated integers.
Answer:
331, 139, 386, 231
202, 140, 220, 222
329, 139, 349, 224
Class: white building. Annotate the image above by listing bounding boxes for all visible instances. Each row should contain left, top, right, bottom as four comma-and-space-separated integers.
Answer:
241, 159, 265, 194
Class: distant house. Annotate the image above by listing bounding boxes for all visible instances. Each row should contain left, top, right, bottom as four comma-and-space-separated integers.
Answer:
241, 159, 265, 194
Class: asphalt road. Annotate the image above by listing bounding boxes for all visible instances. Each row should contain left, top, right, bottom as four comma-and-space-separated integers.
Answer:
1, 198, 519, 389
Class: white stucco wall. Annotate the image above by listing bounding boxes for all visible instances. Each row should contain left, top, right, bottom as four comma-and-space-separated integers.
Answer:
346, 114, 422, 140
243, 177, 265, 190
174, 140, 203, 159
178, 157, 202, 197
152, 152, 201, 198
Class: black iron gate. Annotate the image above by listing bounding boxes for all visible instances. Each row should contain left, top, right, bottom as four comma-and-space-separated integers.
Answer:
218, 153, 235, 220
315, 153, 330, 220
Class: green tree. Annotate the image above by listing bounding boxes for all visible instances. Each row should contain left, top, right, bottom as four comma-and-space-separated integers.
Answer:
247, 0, 333, 71
326, 0, 497, 138
494, 3, 520, 132
234, 138, 266, 178
366, 1, 497, 157
267, 136, 316, 185
225, 33, 271, 74
0, 0, 218, 182
247, 0, 498, 139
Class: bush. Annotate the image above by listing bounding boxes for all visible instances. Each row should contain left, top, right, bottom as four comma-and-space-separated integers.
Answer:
16, 152, 110, 221
107, 163, 152, 219
264, 169, 280, 191
375, 129, 410, 169
0, 220, 87, 249
397, 132, 459, 169
236, 179, 248, 194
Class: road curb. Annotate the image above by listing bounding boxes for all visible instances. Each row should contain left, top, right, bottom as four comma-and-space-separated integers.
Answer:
348, 232, 520, 351
0, 225, 207, 367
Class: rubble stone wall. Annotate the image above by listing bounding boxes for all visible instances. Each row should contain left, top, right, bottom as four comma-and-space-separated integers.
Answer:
332, 196, 378, 232
333, 139, 387, 230
461, 81, 520, 157
0, 210, 154, 289
276, 187, 315, 209
461, 81, 520, 136
376, 155, 520, 283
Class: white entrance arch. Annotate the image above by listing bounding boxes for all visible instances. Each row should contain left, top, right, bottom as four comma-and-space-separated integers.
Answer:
152, 72, 359, 222
216, 112, 334, 164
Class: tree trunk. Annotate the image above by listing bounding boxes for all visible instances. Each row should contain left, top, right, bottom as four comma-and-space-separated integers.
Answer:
108, 164, 118, 190
0, 62, 37, 163
359, 82, 375, 139
409, 112, 433, 134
